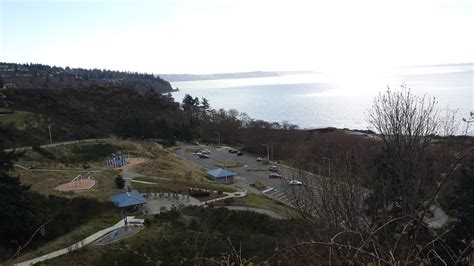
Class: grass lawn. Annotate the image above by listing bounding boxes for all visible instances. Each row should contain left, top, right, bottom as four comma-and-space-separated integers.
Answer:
134, 152, 206, 181
12, 210, 122, 264
132, 176, 236, 192
0, 110, 38, 128
14, 169, 123, 201
243, 193, 300, 218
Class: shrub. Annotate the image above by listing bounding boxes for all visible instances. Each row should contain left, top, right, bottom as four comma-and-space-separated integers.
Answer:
223, 198, 234, 204
189, 189, 210, 197
115, 174, 125, 189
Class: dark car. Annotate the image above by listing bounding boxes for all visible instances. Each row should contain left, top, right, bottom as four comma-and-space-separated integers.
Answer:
236, 151, 244, 156
269, 173, 282, 179
268, 165, 278, 172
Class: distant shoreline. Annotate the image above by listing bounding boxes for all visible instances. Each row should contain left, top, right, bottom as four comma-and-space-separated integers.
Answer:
159, 70, 317, 82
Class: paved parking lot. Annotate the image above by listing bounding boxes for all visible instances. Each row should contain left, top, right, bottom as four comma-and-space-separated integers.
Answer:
178, 144, 280, 186
176, 143, 369, 219
176, 143, 312, 208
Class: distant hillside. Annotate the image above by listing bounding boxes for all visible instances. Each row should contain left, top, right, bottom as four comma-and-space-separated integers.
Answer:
0, 62, 173, 93
159, 71, 281, 82
0, 86, 185, 147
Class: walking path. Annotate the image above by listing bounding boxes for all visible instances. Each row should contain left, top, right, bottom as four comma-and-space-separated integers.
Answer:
215, 206, 286, 219
16, 216, 144, 266
4, 138, 111, 153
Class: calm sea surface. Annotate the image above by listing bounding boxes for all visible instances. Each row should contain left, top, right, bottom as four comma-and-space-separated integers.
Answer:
171, 65, 473, 132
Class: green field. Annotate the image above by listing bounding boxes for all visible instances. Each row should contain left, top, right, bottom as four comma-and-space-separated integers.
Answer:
0, 110, 38, 127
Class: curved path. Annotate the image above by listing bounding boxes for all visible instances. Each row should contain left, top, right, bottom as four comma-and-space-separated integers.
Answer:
121, 157, 148, 189
16, 216, 143, 266
215, 206, 286, 219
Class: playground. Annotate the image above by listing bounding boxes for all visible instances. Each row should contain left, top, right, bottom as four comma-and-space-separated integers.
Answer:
54, 172, 96, 193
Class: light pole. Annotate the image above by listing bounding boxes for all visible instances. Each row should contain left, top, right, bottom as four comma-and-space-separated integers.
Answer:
197, 127, 203, 140
214, 131, 220, 146
323, 157, 331, 177
48, 123, 54, 143
263, 144, 270, 160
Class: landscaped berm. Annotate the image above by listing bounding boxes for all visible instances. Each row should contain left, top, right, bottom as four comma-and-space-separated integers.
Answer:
54, 172, 96, 193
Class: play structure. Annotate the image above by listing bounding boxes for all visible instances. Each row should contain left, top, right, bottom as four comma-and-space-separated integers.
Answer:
55, 171, 96, 193
105, 153, 127, 168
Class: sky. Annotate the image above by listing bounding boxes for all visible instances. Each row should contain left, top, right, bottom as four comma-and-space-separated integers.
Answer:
1, 0, 473, 74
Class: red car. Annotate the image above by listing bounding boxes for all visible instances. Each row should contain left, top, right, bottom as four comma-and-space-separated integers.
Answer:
269, 173, 282, 179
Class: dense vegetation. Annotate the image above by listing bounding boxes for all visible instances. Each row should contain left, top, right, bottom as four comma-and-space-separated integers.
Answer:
1, 87, 186, 147
42, 207, 318, 265
0, 62, 173, 93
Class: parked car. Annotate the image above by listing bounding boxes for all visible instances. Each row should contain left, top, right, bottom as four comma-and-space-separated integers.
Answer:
288, 179, 302, 185
256, 157, 262, 162
268, 165, 278, 172
193, 152, 202, 156
269, 173, 282, 179
199, 154, 209, 159
228, 149, 238, 153
236, 151, 244, 156
200, 149, 211, 154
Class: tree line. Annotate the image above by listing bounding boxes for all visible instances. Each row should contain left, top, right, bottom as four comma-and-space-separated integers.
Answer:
0, 62, 173, 93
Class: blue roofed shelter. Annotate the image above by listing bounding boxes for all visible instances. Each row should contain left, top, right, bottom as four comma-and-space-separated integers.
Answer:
207, 168, 236, 183
111, 191, 147, 211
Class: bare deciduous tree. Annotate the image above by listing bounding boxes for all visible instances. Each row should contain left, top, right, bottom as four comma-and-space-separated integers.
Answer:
275, 84, 473, 264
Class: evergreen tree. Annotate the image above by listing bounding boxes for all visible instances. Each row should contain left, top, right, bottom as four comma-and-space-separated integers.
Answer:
0, 129, 35, 251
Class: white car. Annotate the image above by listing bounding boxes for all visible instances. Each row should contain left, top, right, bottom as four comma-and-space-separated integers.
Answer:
201, 149, 211, 154
288, 180, 303, 185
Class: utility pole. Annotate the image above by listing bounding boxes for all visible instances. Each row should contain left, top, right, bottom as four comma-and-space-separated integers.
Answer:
198, 127, 203, 140
48, 123, 54, 143
271, 142, 274, 160
263, 144, 270, 161
214, 131, 220, 146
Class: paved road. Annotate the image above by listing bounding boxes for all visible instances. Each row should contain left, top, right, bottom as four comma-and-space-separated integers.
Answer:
4, 138, 111, 152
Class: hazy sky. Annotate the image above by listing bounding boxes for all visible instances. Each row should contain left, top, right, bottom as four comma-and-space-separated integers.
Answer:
1, 0, 473, 74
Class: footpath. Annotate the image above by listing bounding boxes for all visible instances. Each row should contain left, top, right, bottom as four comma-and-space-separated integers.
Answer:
16, 216, 144, 266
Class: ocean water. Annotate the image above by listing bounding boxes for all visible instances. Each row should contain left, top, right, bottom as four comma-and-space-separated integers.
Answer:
171, 65, 473, 132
